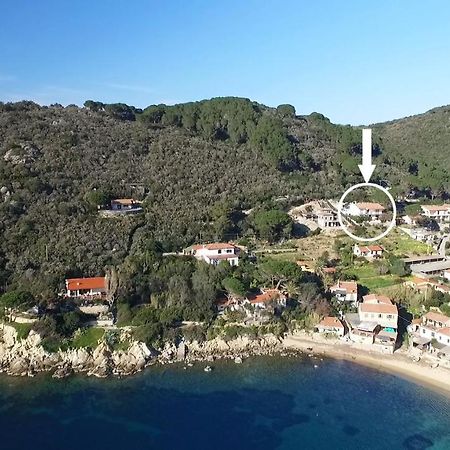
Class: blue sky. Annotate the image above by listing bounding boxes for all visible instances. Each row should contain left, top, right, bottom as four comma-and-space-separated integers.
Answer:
1, 0, 449, 124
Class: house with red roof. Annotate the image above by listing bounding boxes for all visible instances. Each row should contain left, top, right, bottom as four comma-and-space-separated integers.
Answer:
421, 204, 450, 222
65, 277, 107, 299
316, 316, 346, 337
184, 243, 240, 266
346, 294, 398, 351
245, 289, 286, 310
353, 244, 383, 259
329, 280, 358, 305
345, 202, 385, 219
409, 311, 450, 357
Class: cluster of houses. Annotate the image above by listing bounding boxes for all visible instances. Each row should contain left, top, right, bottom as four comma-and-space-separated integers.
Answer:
408, 311, 450, 359
400, 203, 450, 247
216, 288, 287, 320
317, 292, 399, 353
353, 244, 384, 259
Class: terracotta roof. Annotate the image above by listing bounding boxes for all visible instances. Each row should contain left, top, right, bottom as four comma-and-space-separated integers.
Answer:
322, 267, 337, 274
362, 294, 392, 304
330, 280, 357, 294
318, 316, 344, 328
439, 327, 450, 337
357, 245, 383, 253
191, 243, 237, 251
66, 277, 106, 291
359, 302, 397, 314
111, 198, 140, 205
411, 318, 422, 325
424, 311, 450, 324
215, 297, 235, 307
421, 205, 450, 212
248, 289, 281, 304
356, 202, 385, 211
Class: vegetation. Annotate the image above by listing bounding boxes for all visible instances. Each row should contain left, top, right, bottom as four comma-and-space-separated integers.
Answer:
1, 97, 450, 347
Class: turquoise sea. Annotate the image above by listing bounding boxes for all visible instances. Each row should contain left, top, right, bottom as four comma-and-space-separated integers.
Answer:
0, 356, 449, 450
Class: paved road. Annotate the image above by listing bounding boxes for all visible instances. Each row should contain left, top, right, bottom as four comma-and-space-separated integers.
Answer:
438, 235, 450, 257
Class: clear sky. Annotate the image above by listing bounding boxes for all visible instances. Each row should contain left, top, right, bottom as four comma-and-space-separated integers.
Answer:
1, 0, 449, 124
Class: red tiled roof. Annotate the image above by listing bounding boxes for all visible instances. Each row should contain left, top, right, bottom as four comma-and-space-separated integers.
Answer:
358, 245, 383, 253
359, 302, 397, 314
248, 289, 281, 304
421, 205, 450, 212
66, 277, 106, 291
318, 316, 344, 328
362, 294, 392, 304
356, 202, 385, 211
322, 267, 337, 274
191, 243, 237, 251
439, 327, 450, 337
330, 280, 357, 294
111, 198, 140, 205
425, 311, 450, 324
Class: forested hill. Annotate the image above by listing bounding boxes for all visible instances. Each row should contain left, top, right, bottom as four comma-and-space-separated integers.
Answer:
0, 97, 448, 296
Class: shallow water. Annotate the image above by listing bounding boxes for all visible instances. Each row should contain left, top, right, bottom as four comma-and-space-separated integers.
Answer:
0, 356, 449, 449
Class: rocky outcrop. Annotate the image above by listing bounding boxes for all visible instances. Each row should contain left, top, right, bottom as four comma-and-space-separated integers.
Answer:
0, 325, 154, 378
0, 324, 288, 378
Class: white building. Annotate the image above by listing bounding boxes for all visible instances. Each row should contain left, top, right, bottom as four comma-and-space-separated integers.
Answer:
409, 311, 450, 353
65, 277, 107, 299
330, 280, 358, 305
184, 243, 240, 266
316, 316, 346, 337
353, 244, 383, 259
421, 205, 450, 222
346, 294, 398, 351
345, 202, 385, 218
317, 209, 340, 228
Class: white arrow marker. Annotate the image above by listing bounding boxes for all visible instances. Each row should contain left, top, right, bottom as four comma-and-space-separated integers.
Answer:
358, 128, 376, 183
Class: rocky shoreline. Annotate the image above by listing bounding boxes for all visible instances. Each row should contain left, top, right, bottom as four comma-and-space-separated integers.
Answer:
0, 325, 300, 379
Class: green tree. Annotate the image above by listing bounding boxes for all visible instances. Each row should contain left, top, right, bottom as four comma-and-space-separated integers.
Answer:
251, 209, 292, 242
222, 277, 247, 298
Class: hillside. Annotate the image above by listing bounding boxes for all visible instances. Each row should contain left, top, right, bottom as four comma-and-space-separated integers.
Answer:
374, 105, 450, 194
0, 98, 448, 297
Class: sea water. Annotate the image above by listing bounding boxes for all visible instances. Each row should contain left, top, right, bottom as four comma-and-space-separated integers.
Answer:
0, 356, 449, 450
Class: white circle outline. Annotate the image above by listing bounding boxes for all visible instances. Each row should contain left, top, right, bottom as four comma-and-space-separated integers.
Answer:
337, 182, 397, 242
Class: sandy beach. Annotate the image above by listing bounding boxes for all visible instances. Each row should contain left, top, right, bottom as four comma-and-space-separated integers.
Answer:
283, 333, 450, 398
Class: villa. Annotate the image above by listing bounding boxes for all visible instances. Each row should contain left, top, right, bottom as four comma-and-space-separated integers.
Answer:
421, 204, 450, 222
345, 202, 385, 218
353, 244, 383, 259
329, 280, 358, 305
408, 311, 450, 357
316, 316, 346, 337
316, 209, 340, 228
346, 294, 398, 352
64, 277, 107, 299
246, 289, 287, 309
184, 242, 240, 266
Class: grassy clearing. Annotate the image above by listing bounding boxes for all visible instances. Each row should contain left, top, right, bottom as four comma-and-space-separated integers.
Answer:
9, 322, 33, 340
70, 327, 105, 349
380, 230, 432, 256
344, 263, 405, 291
257, 232, 343, 262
